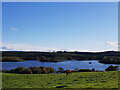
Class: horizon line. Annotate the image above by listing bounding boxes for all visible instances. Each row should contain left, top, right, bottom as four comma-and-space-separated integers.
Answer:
1, 50, 119, 53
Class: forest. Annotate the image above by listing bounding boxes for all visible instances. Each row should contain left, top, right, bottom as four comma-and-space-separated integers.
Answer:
1, 51, 120, 64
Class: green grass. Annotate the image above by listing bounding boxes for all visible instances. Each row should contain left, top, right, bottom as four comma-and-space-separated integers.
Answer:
2, 71, 120, 88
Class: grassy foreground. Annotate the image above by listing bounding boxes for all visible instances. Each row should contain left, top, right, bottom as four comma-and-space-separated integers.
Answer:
2, 71, 120, 88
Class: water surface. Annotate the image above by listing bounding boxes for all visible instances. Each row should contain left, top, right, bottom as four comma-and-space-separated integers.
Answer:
1, 60, 120, 71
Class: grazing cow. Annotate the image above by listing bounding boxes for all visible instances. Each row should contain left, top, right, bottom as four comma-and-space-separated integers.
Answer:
65, 70, 72, 75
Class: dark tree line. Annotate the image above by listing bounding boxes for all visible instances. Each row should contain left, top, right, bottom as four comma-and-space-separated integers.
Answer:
1, 51, 120, 64
2, 56, 24, 62
2, 65, 119, 74
3, 67, 55, 74
99, 56, 120, 64
105, 65, 119, 71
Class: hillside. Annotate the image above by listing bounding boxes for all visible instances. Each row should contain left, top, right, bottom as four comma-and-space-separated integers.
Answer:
2, 71, 119, 88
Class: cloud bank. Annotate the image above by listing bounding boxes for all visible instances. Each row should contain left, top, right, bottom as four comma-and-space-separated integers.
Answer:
0, 43, 59, 52
106, 42, 119, 47
0, 42, 118, 52
0, 43, 96, 52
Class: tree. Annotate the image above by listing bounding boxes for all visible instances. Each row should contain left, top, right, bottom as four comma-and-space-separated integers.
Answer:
41, 67, 48, 74
21, 68, 32, 74
58, 67, 64, 73
46, 67, 55, 73
105, 65, 118, 71
30, 67, 42, 74
40, 56, 46, 60
10, 67, 25, 73
2, 56, 24, 62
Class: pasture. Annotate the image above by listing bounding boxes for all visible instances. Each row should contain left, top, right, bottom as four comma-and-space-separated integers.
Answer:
2, 71, 119, 88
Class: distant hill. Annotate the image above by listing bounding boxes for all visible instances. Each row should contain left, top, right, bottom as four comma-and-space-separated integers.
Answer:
56, 51, 120, 56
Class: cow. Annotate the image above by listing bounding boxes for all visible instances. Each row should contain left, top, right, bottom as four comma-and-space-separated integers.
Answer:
65, 70, 72, 75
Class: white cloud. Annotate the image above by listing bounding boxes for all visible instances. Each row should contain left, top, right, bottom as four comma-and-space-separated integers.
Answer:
106, 42, 118, 47
1, 43, 59, 52
10, 27, 18, 31
0, 42, 95, 52
66, 49, 91, 52
1, 42, 118, 52
0, 46, 14, 51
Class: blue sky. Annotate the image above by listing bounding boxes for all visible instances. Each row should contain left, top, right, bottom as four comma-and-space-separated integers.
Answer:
2, 2, 118, 52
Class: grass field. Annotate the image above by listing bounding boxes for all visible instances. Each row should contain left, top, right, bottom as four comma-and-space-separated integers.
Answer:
2, 71, 120, 88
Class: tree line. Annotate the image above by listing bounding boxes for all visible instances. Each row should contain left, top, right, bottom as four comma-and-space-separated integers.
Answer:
1, 65, 119, 74
99, 56, 120, 64
2, 67, 55, 74
1, 51, 120, 64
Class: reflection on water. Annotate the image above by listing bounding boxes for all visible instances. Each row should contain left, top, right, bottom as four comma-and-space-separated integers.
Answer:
1, 60, 120, 71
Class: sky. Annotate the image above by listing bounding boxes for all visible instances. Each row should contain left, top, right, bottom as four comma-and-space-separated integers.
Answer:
2, 2, 118, 52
